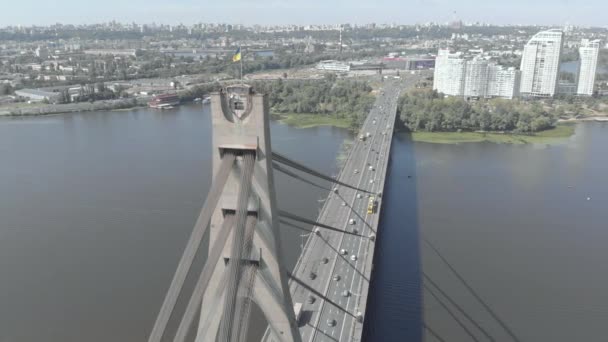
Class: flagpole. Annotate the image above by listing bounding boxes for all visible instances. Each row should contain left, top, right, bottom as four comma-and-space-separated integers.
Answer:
240, 45, 243, 85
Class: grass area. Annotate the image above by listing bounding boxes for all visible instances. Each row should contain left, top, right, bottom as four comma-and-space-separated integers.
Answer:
274, 113, 352, 129
0, 102, 44, 109
411, 124, 576, 145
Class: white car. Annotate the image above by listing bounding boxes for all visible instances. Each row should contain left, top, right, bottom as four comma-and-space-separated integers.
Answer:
349, 219, 356, 225
356, 194, 362, 199
350, 255, 358, 261
340, 249, 347, 255
354, 169, 359, 174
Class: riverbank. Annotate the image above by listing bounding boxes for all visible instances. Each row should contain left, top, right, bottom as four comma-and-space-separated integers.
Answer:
558, 116, 608, 123
410, 124, 576, 144
0, 97, 149, 117
273, 113, 352, 129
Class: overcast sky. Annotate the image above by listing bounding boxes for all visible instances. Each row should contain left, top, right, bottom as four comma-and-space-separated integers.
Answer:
1, 0, 606, 27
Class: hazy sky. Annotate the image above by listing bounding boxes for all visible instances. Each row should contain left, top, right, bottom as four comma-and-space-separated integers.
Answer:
1, 0, 606, 27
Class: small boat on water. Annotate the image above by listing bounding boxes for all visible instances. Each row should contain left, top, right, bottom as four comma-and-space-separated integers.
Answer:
148, 93, 180, 109
193, 97, 202, 103
202, 97, 211, 104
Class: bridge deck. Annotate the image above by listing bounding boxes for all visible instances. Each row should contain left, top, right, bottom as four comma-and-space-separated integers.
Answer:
263, 78, 413, 342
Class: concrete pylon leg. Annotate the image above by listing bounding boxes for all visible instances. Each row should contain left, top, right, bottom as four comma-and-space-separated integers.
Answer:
197, 251, 226, 340
197, 84, 302, 342
196, 270, 227, 341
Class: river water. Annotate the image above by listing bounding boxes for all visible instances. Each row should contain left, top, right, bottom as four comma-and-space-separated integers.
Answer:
366, 122, 608, 342
0, 104, 347, 342
1, 104, 607, 342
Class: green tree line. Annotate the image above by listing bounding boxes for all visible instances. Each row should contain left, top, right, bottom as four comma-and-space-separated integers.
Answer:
252, 75, 375, 129
398, 89, 557, 133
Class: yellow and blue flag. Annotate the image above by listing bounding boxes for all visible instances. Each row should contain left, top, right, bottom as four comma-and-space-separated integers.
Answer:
232, 47, 242, 62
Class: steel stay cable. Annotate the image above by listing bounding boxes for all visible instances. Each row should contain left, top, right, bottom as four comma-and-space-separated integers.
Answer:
148, 153, 236, 342
173, 214, 236, 342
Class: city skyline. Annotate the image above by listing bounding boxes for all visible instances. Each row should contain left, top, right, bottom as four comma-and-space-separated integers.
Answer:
1, 0, 607, 27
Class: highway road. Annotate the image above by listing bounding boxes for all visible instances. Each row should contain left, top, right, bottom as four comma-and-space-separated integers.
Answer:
262, 74, 425, 342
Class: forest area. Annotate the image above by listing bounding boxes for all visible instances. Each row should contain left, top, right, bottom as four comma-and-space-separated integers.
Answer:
252, 75, 375, 130
398, 89, 557, 133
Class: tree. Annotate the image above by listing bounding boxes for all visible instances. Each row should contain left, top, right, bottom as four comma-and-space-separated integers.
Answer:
0, 83, 12, 95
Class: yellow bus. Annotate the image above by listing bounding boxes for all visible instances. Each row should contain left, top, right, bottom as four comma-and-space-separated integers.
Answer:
367, 196, 376, 214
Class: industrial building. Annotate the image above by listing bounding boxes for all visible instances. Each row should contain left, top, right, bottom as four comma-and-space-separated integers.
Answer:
315, 60, 350, 72
14, 89, 60, 102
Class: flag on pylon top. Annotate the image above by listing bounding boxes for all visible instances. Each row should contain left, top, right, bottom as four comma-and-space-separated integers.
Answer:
232, 47, 242, 62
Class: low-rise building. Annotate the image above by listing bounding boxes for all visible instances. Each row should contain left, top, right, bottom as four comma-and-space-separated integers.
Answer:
14, 88, 60, 102
315, 60, 350, 72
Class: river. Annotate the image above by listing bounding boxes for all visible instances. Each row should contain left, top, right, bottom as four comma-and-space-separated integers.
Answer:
0, 104, 607, 341
366, 122, 608, 342
0, 104, 348, 342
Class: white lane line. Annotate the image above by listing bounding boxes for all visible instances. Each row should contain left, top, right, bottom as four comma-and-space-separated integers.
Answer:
306, 82, 402, 342
337, 87, 395, 342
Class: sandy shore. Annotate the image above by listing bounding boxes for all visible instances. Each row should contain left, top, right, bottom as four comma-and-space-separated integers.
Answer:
558, 116, 608, 122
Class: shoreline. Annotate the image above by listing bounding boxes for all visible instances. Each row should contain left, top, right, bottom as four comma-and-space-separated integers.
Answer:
0, 98, 149, 117
558, 116, 608, 123
273, 113, 353, 129
408, 124, 577, 145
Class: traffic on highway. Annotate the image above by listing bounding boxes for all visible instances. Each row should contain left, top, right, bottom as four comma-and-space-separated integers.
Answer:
264, 78, 413, 342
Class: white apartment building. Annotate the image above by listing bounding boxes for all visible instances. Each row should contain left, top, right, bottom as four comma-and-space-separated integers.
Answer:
519, 29, 564, 97
464, 58, 489, 97
487, 65, 521, 99
433, 49, 466, 96
577, 39, 600, 96
434, 49, 519, 99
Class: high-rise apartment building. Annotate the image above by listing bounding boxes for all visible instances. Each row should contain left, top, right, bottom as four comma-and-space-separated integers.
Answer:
464, 58, 489, 97
577, 39, 600, 96
519, 29, 564, 97
433, 49, 519, 99
487, 65, 521, 99
433, 49, 466, 96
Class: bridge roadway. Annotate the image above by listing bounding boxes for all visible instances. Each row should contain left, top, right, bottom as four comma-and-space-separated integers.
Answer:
263, 76, 420, 342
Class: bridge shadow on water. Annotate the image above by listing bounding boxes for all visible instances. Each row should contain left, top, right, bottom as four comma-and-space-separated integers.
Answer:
363, 132, 423, 342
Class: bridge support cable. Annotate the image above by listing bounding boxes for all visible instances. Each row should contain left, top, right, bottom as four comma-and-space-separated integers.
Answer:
424, 323, 448, 342
218, 151, 256, 342
147, 153, 236, 342
272, 162, 332, 192
272, 152, 371, 194
234, 263, 258, 342
279, 210, 361, 236
424, 284, 481, 342
279, 218, 362, 237
172, 214, 235, 342
286, 271, 356, 318
423, 273, 496, 342
423, 237, 522, 342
